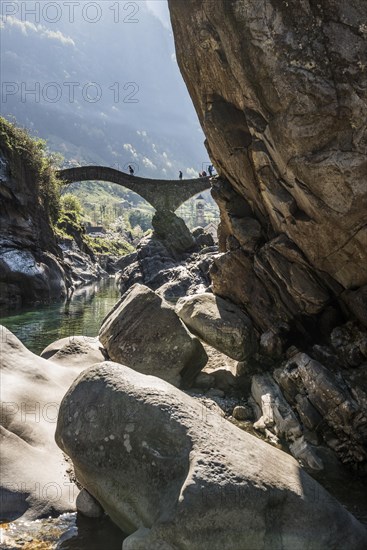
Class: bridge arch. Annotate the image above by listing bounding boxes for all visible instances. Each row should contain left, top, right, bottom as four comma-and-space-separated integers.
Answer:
57, 166, 211, 212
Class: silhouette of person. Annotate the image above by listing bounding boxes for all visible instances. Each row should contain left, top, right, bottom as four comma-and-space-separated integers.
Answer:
128, 165, 134, 175
202, 170, 207, 177
179, 170, 183, 180
208, 165, 213, 176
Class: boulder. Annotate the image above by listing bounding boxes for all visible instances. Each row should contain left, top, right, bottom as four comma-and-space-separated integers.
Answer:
152, 210, 195, 257
176, 293, 257, 361
232, 404, 253, 421
99, 284, 207, 386
274, 353, 367, 467
192, 227, 215, 249
56, 362, 367, 549
76, 488, 104, 518
117, 236, 214, 302
41, 335, 106, 366
251, 373, 323, 470
210, 236, 334, 333
0, 326, 87, 520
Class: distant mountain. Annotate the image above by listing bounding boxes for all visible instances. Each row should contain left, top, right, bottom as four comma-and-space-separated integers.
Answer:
0, 1, 210, 179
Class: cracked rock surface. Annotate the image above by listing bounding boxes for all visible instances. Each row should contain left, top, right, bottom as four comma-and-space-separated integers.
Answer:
168, 0, 367, 332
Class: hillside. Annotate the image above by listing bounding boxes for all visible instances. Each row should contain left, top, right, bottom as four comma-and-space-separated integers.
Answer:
1, 1, 209, 179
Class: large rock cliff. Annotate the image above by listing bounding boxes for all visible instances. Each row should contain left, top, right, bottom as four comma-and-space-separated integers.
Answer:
0, 119, 109, 311
168, 0, 367, 478
0, 125, 67, 310
168, 0, 367, 335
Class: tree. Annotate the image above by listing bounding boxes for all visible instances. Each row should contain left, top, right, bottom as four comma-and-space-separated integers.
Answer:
128, 210, 152, 232
61, 193, 82, 217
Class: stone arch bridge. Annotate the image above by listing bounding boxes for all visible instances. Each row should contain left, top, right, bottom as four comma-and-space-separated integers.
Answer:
57, 166, 211, 212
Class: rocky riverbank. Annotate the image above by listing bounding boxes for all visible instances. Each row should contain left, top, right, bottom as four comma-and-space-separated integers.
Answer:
1, 1, 367, 546
116, 210, 216, 302
0, 121, 66, 311
1, 276, 367, 547
112, 209, 367, 480
2, 198, 366, 547
0, 118, 111, 312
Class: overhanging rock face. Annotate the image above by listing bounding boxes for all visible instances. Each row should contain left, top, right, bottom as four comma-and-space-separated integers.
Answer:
168, 0, 367, 330
57, 166, 211, 212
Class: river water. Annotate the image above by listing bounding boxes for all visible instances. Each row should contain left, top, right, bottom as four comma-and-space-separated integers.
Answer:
0, 278, 120, 355
0, 278, 127, 549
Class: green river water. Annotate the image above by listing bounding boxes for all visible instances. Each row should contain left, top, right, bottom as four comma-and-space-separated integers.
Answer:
0, 278, 120, 355
0, 278, 127, 549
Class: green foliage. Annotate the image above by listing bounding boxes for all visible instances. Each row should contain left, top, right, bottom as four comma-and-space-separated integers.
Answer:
56, 203, 85, 239
48, 151, 64, 168
85, 236, 134, 257
60, 193, 83, 218
0, 116, 63, 224
55, 192, 84, 245
65, 180, 148, 226
128, 210, 153, 232
56, 191, 134, 257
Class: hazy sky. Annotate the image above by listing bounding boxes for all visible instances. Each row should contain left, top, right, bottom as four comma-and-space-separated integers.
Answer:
146, 0, 171, 29
0, 0, 209, 178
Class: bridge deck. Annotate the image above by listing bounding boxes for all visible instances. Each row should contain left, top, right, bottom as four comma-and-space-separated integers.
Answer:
57, 166, 212, 212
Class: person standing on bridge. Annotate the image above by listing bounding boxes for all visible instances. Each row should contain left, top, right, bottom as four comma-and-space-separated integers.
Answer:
128, 165, 134, 176
179, 170, 183, 180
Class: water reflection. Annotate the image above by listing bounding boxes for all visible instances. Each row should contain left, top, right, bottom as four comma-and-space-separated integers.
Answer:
0, 278, 120, 355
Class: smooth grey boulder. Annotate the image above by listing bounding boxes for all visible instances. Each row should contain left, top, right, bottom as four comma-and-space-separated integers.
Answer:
56, 362, 367, 550
76, 488, 104, 518
99, 284, 207, 386
0, 326, 86, 521
176, 293, 257, 361
41, 335, 106, 366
